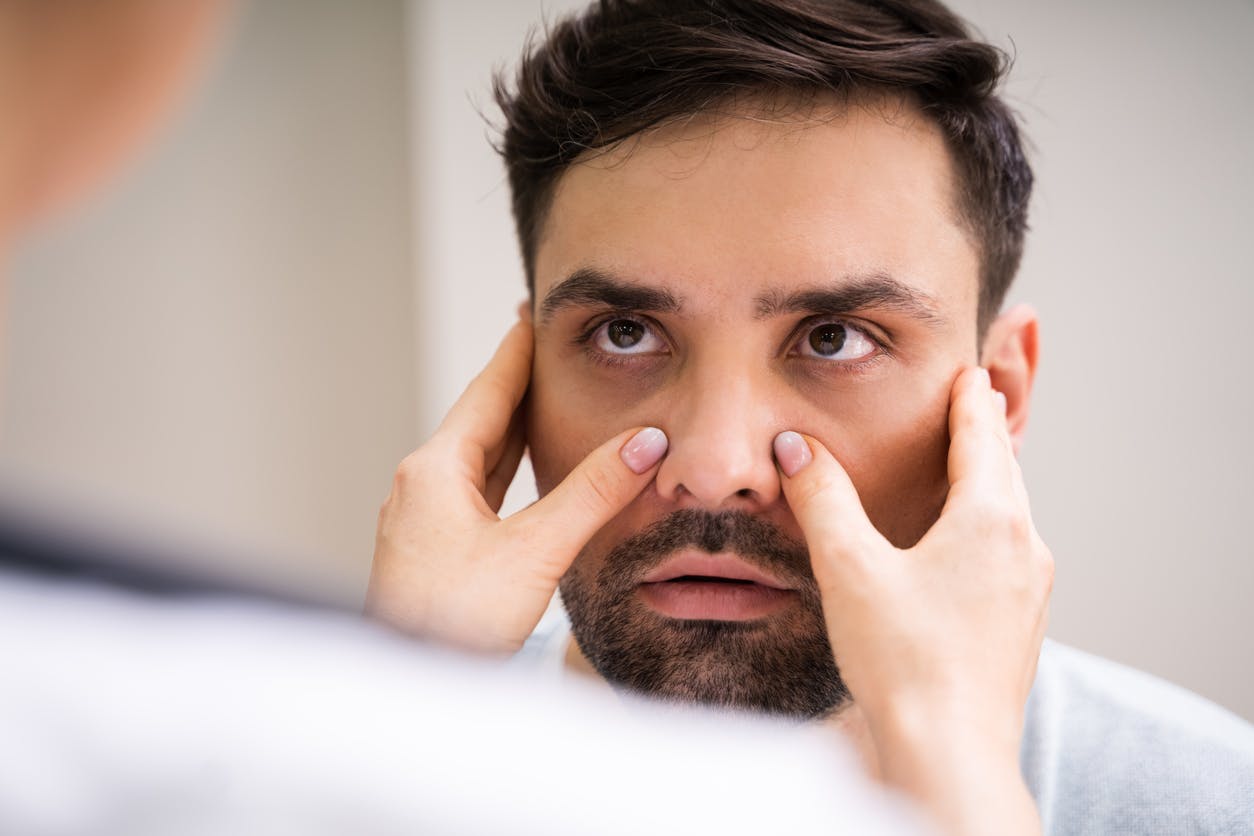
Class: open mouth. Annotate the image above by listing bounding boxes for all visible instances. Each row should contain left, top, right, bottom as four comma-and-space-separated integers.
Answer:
668, 575, 755, 584
637, 553, 795, 621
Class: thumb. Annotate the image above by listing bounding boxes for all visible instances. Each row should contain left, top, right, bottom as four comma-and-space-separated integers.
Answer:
509, 426, 667, 571
774, 431, 885, 576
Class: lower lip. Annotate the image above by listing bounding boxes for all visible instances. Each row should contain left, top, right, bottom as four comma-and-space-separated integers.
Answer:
637, 580, 794, 621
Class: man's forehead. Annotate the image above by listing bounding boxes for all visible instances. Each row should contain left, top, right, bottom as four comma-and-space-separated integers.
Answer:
530, 93, 979, 324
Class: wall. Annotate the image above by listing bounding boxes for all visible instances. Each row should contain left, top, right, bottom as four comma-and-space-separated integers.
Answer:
953, 0, 1254, 722
1, 0, 416, 604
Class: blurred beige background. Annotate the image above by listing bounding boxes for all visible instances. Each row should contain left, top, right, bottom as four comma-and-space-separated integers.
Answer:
2, 0, 1251, 720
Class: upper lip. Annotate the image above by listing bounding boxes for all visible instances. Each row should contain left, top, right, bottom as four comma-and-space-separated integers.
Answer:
639, 551, 791, 590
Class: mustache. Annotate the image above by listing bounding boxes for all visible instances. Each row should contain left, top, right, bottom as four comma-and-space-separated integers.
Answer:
596, 509, 816, 590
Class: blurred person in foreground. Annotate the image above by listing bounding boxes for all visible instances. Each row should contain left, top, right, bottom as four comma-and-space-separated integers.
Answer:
0, 2, 932, 835
368, 1, 1254, 834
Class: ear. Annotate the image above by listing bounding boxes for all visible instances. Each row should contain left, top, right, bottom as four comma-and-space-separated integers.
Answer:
980, 304, 1039, 455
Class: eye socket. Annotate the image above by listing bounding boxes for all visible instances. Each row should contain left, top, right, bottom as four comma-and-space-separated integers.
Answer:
794, 320, 877, 362
592, 317, 667, 355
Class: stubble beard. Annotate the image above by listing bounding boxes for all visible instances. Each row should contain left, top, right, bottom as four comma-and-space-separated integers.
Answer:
559, 510, 851, 720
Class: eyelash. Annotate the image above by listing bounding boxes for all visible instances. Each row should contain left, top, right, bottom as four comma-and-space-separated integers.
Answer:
573, 313, 666, 368
790, 314, 892, 373
573, 312, 891, 372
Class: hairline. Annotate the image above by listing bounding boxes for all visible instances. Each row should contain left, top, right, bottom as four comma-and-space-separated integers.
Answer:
525, 88, 986, 327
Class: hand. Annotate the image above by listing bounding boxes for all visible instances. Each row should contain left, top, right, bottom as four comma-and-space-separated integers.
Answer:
366, 319, 668, 654
774, 367, 1052, 835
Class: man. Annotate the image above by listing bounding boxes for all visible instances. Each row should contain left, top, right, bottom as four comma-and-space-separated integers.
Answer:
369, 0, 1254, 833
0, 2, 927, 834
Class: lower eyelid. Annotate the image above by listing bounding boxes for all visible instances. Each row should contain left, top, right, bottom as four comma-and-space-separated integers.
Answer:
581, 344, 667, 369
792, 326, 877, 359
591, 318, 667, 354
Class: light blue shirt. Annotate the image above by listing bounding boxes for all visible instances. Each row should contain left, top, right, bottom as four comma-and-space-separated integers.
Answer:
1023, 641, 1254, 835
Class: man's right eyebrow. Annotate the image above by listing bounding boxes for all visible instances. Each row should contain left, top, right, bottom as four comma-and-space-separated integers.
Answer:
538, 268, 683, 323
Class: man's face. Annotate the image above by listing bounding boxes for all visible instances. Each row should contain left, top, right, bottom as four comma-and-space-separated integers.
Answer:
526, 96, 981, 718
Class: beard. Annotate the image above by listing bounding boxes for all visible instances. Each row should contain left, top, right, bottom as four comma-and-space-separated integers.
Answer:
559, 509, 850, 720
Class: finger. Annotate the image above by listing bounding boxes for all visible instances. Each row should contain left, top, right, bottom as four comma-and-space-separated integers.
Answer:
505, 426, 668, 574
993, 389, 1034, 511
774, 432, 886, 572
945, 366, 1015, 500
438, 319, 533, 452
484, 419, 527, 513
484, 402, 524, 477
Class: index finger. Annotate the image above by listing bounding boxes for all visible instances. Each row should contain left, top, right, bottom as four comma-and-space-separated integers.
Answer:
437, 319, 533, 451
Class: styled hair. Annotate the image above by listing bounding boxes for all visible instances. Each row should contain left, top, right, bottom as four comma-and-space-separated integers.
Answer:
494, 0, 1033, 331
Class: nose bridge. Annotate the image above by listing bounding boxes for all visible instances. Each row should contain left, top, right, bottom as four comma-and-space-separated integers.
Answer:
655, 356, 782, 509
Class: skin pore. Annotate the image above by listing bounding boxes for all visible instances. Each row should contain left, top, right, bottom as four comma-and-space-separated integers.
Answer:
525, 94, 1037, 732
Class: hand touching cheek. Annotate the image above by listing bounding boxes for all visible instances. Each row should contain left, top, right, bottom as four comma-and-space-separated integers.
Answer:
366, 320, 669, 654
776, 367, 1052, 836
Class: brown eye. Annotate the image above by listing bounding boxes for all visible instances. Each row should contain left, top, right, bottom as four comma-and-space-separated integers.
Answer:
796, 321, 876, 362
808, 323, 847, 356
607, 319, 644, 349
592, 317, 665, 355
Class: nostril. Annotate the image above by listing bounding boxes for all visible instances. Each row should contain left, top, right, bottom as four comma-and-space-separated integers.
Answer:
736, 488, 753, 498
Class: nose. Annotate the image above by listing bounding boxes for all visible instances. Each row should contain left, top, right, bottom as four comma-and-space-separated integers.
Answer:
654, 364, 783, 510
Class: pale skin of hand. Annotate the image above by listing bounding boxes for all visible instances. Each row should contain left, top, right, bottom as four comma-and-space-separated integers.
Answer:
774, 367, 1053, 836
366, 319, 669, 654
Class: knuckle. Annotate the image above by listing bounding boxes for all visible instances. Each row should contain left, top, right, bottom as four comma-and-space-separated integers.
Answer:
1006, 510, 1033, 544
393, 459, 415, 488
388, 445, 451, 507
967, 496, 1029, 542
473, 372, 516, 413
954, 405, 985, 437
789, 470, 836, 511
574, 459, 623, 515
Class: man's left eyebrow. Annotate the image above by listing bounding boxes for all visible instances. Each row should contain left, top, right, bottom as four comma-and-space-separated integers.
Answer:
754, 274, 946, 328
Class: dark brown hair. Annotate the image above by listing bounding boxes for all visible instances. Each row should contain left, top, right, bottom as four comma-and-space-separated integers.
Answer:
494, 0, 1032, 331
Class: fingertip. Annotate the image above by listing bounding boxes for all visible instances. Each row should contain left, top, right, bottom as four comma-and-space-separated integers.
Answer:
969, 365, 991, 390
620, 427, 668, 474
773, 430, 813, 478
950, 365, 992, 410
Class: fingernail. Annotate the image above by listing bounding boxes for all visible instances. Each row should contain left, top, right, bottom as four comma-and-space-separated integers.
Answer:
994, 391, 1008, 415
975, 366, 991, 387
773, 431, 813, 478
621, 427, 668, 474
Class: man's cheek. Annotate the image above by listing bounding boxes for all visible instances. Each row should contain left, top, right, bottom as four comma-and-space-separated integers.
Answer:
527, 429, 584, 497
527, 372, 662, 496
797, 379, 952, 549
836, 421, 950, 548
526, 405, 644, 497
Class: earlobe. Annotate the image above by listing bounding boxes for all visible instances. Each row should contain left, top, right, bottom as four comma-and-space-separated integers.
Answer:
980, 304, 1039, 454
